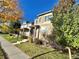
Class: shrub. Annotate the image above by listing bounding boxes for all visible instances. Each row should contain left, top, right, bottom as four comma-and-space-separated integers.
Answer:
34, 38, 43, 45
21, 35, 28, 39
28, 36, 33, 43
1, 25, 9, 33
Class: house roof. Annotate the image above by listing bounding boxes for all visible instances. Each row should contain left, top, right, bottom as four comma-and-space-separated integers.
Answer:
37, 10, 53, 17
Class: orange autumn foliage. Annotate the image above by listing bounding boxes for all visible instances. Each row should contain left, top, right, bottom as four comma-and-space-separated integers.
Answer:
54, 0, 75, 13
0, 0, 22, 22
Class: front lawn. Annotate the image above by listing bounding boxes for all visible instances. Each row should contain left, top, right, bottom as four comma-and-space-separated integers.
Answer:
16, 43, 69, 59
2, 34, 22, 43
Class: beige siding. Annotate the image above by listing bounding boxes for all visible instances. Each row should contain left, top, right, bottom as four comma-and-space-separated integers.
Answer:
34, 12, 54, 39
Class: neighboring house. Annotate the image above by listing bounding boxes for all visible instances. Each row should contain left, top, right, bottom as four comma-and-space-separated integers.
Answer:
0, 21, 10, 26
20, 22, 31, 29
34, 10, 53, 40
20, 22, 31, 37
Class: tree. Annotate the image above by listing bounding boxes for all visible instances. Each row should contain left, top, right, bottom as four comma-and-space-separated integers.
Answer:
9, 20, 21, 34
0, 0, 22, 22
0, 0, 22, 34
54, 0, 75, 13
9, 20, 21, 40
51, 0, 79, 49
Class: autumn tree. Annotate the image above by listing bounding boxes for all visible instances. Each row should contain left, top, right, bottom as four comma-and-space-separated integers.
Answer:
54, 0, 75, 13
0, 0, 22, 33
0, 0, 22, 22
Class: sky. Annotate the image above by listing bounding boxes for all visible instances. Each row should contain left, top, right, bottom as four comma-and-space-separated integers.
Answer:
18, 0, 79, 22
18, 0, 58, 22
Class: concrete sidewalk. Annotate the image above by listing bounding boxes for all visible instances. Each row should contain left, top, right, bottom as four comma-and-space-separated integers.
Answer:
0, 36, 30, 59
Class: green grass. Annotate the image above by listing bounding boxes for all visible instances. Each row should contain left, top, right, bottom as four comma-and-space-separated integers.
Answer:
1, 34, 23, 43
16, 43, 69, 59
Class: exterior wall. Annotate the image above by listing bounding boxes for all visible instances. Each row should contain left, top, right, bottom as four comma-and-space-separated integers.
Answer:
35, 12, 53, 24
34, 11, 54, 40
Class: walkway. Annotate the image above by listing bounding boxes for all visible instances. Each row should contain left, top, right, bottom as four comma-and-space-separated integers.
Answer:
0, 36, 30, 59
13, 39, 29, 45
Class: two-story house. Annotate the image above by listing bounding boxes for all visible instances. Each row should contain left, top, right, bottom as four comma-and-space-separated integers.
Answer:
34, 10, 54, 40
20, 10, 54, 40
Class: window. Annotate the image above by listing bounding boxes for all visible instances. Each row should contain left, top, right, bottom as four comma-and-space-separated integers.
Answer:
39, 17, 41, 23
45, 15, 53, 21
35, 18, 38, 24
35, 20, 37, 24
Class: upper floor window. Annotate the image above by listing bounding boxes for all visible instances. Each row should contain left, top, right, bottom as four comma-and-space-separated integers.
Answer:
35, 20, 37, 24
45, 15, 53, 21
35, 18, 38, 24
39, 17, 42, 23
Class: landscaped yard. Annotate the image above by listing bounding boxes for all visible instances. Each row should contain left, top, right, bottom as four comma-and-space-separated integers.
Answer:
1, 34, 22, 43
16, 43, 69, 59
